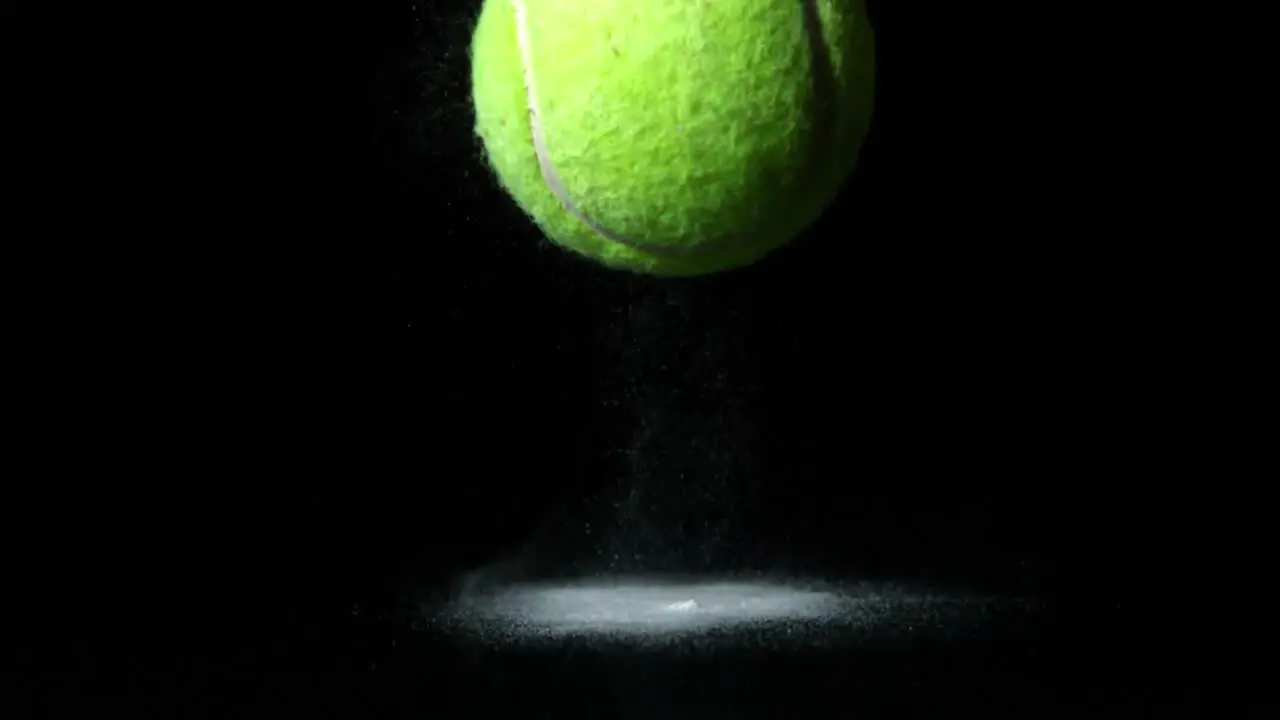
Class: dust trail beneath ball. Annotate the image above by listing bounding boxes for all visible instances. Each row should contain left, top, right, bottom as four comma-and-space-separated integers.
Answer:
426, 574, 1034, 651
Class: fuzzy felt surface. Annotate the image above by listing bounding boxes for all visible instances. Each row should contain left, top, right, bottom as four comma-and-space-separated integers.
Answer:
471, 0, 875, 276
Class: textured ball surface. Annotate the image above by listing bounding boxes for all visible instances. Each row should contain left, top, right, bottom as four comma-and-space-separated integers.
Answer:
471, 0, 875, 276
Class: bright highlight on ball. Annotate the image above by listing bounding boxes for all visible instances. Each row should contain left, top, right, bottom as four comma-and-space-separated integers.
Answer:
470, 0, 876, 276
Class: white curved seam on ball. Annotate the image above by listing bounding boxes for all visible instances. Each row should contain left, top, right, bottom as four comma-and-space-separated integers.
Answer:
511, 0, 835, 259
510, 0, 645, 253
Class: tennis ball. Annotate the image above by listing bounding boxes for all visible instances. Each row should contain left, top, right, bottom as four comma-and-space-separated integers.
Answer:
471, 0, 875, 277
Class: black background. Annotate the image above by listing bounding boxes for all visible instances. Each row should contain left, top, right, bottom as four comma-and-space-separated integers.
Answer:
7, 0, 1267, 713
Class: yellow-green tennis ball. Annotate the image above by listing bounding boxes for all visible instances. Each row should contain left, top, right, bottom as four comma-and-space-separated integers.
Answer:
471, 0, 875, 277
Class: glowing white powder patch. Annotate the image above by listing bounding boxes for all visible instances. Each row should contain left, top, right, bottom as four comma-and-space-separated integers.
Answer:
429, 575, 1025, 650
483, 581, 835, 630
